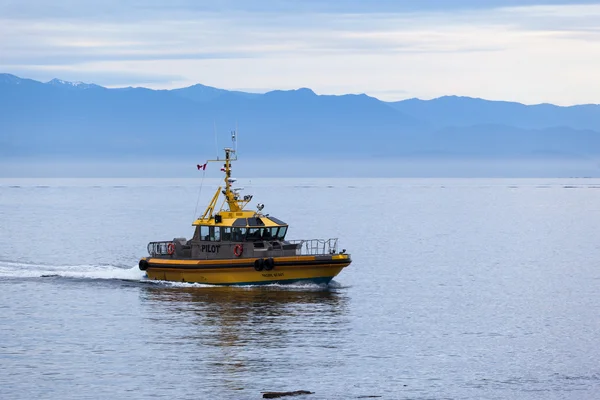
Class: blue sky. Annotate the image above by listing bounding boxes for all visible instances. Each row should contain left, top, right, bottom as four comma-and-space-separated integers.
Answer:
1, 0, 600, 104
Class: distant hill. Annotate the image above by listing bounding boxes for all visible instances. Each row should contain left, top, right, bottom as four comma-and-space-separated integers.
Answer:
170, 83, 261, 102
389, 96, 600, 131
1, 73, 599, 167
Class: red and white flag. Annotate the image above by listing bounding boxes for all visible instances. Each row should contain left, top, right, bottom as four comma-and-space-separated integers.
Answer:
197, 163, 207, 170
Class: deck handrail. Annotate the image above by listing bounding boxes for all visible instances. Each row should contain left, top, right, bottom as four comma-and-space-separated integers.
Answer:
287, 238, 339, 255
147, 241, 173, 256
148, 238, 341, 257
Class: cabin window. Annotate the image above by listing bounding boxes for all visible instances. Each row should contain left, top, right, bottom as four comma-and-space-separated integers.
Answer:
198, 226, 221, 241
210, 226, 220, 241
247, 228, 262, 241
222, 227, 232, 241
276, 226, 287, 240
244, 227, 282, 241
262, 227, 279, 240
200, 225, 210, 240
232, 227, 247, 242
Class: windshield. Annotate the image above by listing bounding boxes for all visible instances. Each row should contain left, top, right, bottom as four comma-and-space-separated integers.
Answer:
276, 226, 287, 240
245, 226, 288, 241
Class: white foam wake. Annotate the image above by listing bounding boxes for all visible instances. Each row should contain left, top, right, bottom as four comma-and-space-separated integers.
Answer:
0, 260, 345, 290
158, 281, 333, 290
0, 260, 145, 281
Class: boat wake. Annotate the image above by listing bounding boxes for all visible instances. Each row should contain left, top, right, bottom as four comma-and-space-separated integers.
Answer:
0, 259, 145, 281
0, 260, 342, 291
142, 280, 342, 292
0, 260, 345, 290
142, 279, 340, 291
250, 281, 341, 291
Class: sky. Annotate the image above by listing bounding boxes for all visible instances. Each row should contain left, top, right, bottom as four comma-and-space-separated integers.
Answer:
1, 0, 600, 105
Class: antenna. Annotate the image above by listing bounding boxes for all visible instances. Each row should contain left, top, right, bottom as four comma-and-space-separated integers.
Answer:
213, 120, 219, 160
231, 128, 237, 160
235, 121, 239, 155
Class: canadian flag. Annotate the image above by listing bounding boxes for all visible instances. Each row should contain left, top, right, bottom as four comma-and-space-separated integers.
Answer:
197, 163, 207, 170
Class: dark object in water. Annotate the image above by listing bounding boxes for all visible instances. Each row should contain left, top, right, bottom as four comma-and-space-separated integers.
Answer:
262, 390, 314, 398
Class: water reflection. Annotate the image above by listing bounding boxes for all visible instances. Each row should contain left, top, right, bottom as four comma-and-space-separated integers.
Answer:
140, 284, 350, 392
141, 285, 349, 346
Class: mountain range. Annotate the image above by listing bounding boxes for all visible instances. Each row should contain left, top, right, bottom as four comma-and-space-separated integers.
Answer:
1, 73, 600, 176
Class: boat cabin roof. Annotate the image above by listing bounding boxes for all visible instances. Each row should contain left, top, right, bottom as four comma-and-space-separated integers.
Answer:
192, 211, 287, 228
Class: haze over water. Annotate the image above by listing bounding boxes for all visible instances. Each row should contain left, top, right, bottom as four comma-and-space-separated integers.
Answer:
1, 178, 599, 399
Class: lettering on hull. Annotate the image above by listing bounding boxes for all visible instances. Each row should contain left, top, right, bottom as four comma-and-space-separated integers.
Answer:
261, 272, 284, 278
200, 244, 221, 253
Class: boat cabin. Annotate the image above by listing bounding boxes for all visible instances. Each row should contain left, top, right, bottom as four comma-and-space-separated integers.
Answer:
192, 216, 288, 243
168, 212, 297, 260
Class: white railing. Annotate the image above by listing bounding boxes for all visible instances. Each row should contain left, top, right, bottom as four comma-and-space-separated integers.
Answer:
287, 238, 339, 255
147, 241, 172, 256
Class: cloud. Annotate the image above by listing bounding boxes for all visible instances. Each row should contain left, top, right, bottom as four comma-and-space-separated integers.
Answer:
1, 2, 600, 104
2, 1, 599, 20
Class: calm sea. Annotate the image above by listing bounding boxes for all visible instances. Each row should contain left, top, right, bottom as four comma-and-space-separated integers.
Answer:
1, 178, 599, 400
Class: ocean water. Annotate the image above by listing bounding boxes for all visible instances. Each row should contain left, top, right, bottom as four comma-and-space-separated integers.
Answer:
1, 177, 599, 400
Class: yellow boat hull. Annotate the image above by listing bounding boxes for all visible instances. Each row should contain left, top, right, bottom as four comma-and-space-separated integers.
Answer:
141, 254, 351, 285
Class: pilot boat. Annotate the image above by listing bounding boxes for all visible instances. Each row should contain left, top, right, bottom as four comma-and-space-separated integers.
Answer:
139, 142, 351, 285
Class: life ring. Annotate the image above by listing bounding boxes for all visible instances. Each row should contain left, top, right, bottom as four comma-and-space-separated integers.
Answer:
234, 244, 243, 257
167, 243, 175, 255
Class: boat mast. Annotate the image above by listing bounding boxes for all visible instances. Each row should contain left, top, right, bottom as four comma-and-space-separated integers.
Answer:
223, 146, 242, 212
197, 129, 252, 221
